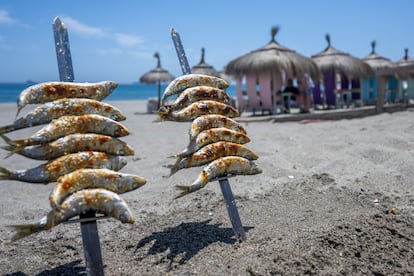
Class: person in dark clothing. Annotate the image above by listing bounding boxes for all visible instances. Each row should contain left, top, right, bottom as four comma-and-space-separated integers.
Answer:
282, 79, 300, 113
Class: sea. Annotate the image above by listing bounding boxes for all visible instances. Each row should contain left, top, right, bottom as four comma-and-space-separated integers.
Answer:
0, 82, 237, 103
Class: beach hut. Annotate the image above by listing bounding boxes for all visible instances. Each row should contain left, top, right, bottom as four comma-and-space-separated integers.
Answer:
225, 26, 319, 114
311, 34, 373, 109
362, 41, 397, 104
394, 48, 414, 102
139, 52, 175, 110
191, 48, 220, 77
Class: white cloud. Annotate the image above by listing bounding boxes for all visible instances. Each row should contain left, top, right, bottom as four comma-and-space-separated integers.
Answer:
60, 16, 106, 38
0, 9, 15, 25
129, 50, 152, 59
114, 33, 143, 48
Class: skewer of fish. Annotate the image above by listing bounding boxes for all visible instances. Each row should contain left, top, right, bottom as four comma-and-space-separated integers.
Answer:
5, 188, 135, 244
1, 133, 135, 160
175, 156, 262, 199
16, 80, 118, 117
189, 114, 247, 142
157, 100, 239, 122
174, 127, 251, 162
169, 141, 258, 176
50, 168, 146, 210
0, 151, 127, 184
160, 74, 229, 106
161, 86, 230, 112
2, 114, 130, 148
0, 98, 126, 135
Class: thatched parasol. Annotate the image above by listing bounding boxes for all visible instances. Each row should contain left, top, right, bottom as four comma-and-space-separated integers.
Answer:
363, 41, 394, 71
191, 48, 220, 77
139, 52, 175, 108
394, 48, 414, 79
224, 26, 320, 79
311, 34, 373, 79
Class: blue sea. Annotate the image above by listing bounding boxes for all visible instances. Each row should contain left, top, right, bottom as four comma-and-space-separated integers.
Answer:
0, 82, 236, 103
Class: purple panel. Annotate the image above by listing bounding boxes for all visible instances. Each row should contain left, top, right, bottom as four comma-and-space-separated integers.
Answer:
324, 72, 335, 106
313, 80, 322, 105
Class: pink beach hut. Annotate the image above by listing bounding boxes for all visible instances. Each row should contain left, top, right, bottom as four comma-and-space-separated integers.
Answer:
311, 34, 373, 109
224, 26, 320, 115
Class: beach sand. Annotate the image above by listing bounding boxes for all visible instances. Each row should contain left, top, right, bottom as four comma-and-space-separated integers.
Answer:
0, 100, 413, 275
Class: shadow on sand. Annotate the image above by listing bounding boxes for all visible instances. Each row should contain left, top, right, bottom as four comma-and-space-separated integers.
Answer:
134, 219, 253, 269
5, 260, 86, 276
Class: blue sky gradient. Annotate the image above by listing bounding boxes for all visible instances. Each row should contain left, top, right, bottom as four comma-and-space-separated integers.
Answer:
0, 0, 412, 83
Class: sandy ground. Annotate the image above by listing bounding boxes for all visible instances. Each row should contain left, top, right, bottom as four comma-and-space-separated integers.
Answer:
0, 100, 413, 275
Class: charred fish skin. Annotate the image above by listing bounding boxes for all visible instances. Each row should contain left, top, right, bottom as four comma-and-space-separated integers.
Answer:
16, 81, 118, 117
0, 151, 127, 184
6, 188, 135, 244
160, 74, 229, 106
8, 114, 130, 148
170, 141, 259, 176
189, 114, 247, 142
176, 127, 251, 160
1, 98, 126, 135
50, 168, 147, 210
158, 100, 239, 122
166, 86, 231, 111
2, 133, 135, 160
175, 156, 262, 198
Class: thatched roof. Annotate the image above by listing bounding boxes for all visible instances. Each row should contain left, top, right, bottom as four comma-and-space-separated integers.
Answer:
224, 26, 320, 79
191, 48, 220, 77
311, 34, 373, 78
139, 52, 175, 84
362, 41, 394, 71
394, 48, 414, 78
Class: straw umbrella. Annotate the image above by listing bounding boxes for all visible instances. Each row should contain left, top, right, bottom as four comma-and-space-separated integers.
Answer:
225, 26, 319, 79
311, 34, 373, 107
191, 48, 220, 77
395, 48, 414, 79
363, 41, 394, 71
139, 52, 175, 109
362, 41, 396, 104
224, 26, 320, 114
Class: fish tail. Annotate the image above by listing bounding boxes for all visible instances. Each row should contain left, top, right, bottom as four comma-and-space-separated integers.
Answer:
5, 223, 47, 245
2, 136, 30, 148
0, 124, 13, 135
0, 166, 12, 180
0, 139, 24, 159
174, 185, 192, 199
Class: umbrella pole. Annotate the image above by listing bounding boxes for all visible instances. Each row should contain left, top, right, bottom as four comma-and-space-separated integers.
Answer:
53, 17, 104, 276
171, 28, 246, 241
157, 81, 161, 110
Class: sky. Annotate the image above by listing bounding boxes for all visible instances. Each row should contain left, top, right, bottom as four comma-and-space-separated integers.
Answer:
0, 0, 413, 83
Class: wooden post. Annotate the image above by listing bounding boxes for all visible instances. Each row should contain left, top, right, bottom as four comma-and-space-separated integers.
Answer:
53, 16, 104, 275
171, 28, 246, 241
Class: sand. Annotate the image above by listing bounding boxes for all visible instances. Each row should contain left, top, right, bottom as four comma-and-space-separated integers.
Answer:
0, 100, 413, 275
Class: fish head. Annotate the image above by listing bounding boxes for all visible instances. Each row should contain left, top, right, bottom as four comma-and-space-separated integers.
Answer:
111, 156, 128, 171
106, 81, 119, 92
121, 145, 135, 155
251, 162, 263, 175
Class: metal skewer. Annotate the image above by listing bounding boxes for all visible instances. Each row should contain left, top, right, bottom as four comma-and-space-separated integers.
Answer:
170, 28, 246, 241
53, 16, 105, 275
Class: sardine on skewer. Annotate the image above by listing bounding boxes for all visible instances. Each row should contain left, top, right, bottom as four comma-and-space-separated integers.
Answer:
6, 188, 135, 244
162, 86, 230, 111
0, 151, 127, 184
169, 141, 259, 176
189, 114, 247, 142
175, 156, 262, 199
50, 168, 146, 210
160, 74, 229, 106
175, 127, 251, 161
16, 80, 118, 117
157, 100, 239, 122
0, 98, 126, 135
3, 114, 130, 148
1, 133, 135, 160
